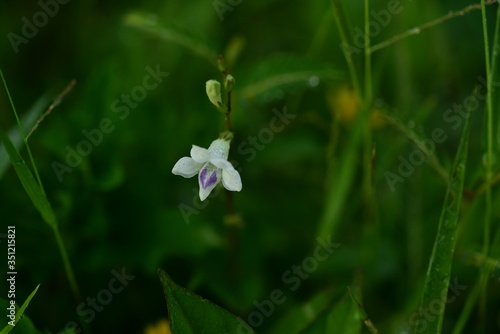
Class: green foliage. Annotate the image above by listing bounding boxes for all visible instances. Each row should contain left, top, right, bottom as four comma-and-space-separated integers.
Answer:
0, 130, 56, 227
159, 270, 254, 334
415, 92, 472, 334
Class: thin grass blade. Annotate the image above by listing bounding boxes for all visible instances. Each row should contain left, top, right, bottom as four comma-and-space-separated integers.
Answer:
0, 284, 40, 334
0, 131, 56, 227
414, 95, 473, 334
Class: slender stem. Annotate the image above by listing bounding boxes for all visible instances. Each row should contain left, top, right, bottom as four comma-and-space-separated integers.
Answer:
363, 0, 374, 223
27, 79, 76, 140
221, 71, 239, 278
475, 168, 500, 196
479, 0, 494, 326
370, 0, 498, 53
53, 226, 81, 302
53, 227, 93, 334
225, 91, 233, 133
331, 0, 361, 96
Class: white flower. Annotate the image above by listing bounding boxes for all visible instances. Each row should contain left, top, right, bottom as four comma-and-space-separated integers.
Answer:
206, 80, 222, 108
172, 138, 242, 201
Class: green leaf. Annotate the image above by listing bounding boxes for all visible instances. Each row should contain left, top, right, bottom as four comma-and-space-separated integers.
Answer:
414, 95, 473, 334
158, 269, 255, 334
124, 12, 218, 63
0, 284, 40, 334
316, 106, 364, 240
268, 289, 334, 334
0, 96, 48, 180
299, 290, 361, 334
239, 55, 344, 101
0, 131, 56, 227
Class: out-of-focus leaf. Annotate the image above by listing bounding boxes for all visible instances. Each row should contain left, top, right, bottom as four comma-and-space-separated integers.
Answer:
124, 12, 218, 63
268, 289, 334, 334
239, 55, 344, 102
299, 289, 361, 334
158, 269, 255, 334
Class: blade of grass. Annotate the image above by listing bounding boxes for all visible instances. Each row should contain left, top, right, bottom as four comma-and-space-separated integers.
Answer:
413, 90, 473, 334
0, 95, 48, 179
124, 12, 218, 64
317, 107, 364, 239
362, 0, 375, 223
478, 0, 495, 325
0, 131, 57, 227
318, 0, 369, 240
0, 71, 90, 334
379, 111, 450, 183
0, 284, 39, 334
331, 0, 361, 96
0, 70, 46, 198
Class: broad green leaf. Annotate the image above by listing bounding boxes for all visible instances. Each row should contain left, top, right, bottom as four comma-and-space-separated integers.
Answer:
0, 131, 56, 227
0, 284, 40, 334
0, 96, 48, 180
124, 12, 218, 63
158, 269, 255, 334
415, 95, 473, 334
239, 55, 344, 101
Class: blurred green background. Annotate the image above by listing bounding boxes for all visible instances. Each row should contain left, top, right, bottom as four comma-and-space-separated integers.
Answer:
1, 0, 499, 333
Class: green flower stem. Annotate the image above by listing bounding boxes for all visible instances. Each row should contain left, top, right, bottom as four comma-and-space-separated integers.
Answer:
370, 0, 498, 54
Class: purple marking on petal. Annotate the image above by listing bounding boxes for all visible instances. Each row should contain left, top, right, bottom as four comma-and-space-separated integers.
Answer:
205, 171, 218, 188
200, 167, 218, 189
200, 167, 208, 188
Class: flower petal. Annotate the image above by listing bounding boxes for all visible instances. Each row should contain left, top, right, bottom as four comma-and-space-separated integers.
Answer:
222, 167, 242, 192
172, 157, 202, 178
198, 163, 221, 201
190, 145, 209, 163
208, 139, 230, 160
210, 157, 233, 170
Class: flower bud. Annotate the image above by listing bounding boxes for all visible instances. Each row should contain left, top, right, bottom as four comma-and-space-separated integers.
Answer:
224, 74, 235, 93
217, 56, 227, 73
206, 80, 222, 108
